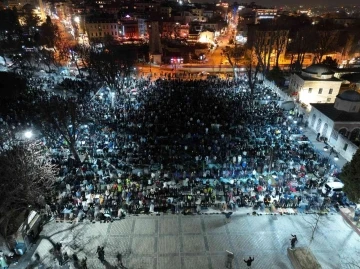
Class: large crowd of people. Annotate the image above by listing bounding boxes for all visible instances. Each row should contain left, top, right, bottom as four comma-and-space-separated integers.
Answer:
0, 72, 345, 224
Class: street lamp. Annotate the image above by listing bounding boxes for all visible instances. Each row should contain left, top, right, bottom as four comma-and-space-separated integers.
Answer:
323, 145, 329, 151
24, 130, 33, 139
111, 92, 115, 108
334, 154, 339, 161
150, 55, 153, 74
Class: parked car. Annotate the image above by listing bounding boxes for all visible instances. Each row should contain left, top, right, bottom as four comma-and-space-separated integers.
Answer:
322, 180, 344, 197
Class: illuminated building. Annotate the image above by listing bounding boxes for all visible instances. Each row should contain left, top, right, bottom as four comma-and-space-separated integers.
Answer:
85, 16, 119, 40
289, 64, 342, 109
309, 90, 360, 161
254, 8, 277, 24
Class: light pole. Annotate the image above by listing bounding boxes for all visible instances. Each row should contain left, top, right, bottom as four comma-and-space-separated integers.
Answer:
111, 91, 115, 108
268, 146, 274, 173
150, 55, 153, 74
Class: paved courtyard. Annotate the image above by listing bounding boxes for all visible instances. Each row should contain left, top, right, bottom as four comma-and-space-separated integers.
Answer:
30, 211, 359, 269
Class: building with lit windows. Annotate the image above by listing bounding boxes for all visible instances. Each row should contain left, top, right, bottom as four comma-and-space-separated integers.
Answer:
173, 11, 195, 24
308, 90, 360, 161
254, 8, 277, 24
85, 16, 119, 40
134, 1, 160, 13
289, 64, 342, 109
159, 5, 172, 18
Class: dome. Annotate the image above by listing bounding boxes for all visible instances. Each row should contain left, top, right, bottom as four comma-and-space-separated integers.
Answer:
22, 3, 36, 11
304, 64, 334, 75
337, 90, 360, 102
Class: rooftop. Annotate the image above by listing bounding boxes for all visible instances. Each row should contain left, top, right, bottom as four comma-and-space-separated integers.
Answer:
340, 73, 360, 83
304, 64, 335, 75
295, 73, 341, 82
337, 90, 360, 102
311, 103, 360, 122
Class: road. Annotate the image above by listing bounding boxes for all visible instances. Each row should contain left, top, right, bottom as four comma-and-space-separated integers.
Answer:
17, 209, 360, 269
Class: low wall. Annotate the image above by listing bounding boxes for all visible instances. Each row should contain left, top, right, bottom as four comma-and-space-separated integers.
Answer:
179, 65, 234, 73
287, 247, 322, 269
263, 79, 293, 102
329, 131, 358, 162
339, 208, 360, 236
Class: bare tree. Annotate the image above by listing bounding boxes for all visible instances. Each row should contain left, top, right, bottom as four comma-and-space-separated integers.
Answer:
313, 30, 339, 63
252, 27, 274, 75
342, 249, 360, 269
9, 51, 37, 75
301, 213, 327, 248
244, 49, 261, 100
37, 49, 58, 72
273, 29, 289, 68
0, 143, 57, 241
32, 96, 84, 163
88, 45, 137, 95
342, 33, 355, 61
222, 44, 245, 77
287, 26, 315, 71
72, 44, 92, 77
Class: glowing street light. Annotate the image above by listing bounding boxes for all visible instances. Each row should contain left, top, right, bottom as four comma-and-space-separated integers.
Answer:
74, 16, 80, 23
24, 130, 33, 139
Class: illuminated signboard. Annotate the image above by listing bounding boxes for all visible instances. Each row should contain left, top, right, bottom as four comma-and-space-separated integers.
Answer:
258, 16, 275, 19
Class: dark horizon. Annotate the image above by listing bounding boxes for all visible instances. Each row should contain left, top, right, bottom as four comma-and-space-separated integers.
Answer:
192, 0, 360, 7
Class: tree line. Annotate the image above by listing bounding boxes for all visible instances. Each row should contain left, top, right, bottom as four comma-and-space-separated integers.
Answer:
222, 14, 360, 88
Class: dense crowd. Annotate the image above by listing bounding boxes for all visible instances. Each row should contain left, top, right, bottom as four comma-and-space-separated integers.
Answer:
0, 73, 344, 224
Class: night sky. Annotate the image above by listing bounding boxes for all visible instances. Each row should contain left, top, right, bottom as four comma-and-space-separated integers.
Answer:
254, 0, 359, 6
193, 0, 359, 7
